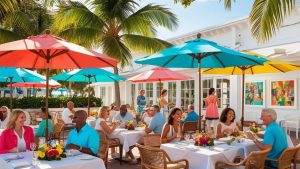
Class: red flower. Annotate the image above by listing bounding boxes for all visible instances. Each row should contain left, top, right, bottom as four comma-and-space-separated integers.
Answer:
48, 149, 59, 158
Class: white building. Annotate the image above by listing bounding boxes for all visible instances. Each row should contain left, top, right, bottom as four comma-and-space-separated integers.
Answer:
92, 5, 300, 122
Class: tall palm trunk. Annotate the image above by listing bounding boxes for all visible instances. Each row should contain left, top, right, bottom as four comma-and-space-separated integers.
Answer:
113, 67, 121, 109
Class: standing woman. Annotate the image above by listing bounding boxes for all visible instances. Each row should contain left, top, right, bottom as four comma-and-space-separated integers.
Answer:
136, 89, 146, 122
159, 89, 174, 119
0, 110, 34, 154
205, 88, 220, 134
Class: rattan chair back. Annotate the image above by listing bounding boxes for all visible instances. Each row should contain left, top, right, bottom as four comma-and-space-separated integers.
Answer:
277, 147, 298, 169
182, 121, 198, 133
143, 134, 161, 147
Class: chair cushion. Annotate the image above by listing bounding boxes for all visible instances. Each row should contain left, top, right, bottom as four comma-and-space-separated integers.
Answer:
166, 163, 186, 169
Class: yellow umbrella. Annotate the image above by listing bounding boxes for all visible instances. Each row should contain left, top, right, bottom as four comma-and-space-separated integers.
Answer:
203, 51, 300, 128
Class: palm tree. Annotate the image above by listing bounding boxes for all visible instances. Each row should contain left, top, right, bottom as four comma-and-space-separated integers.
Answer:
52, 0, 178, 108
174, 0, 296, 43
0, 0, 53, 44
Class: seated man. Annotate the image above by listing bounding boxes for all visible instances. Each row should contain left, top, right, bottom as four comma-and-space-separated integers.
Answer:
0, 106, 10, 129
62, 101, 75, 124
181, 105, 199, 124
246, 108, 287, 168
113, 105, 136, 128
145, 105, 166, 134
66, 110, 99, 156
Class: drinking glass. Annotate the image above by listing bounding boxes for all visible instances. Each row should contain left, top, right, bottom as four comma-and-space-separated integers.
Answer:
184, 133, 190, 141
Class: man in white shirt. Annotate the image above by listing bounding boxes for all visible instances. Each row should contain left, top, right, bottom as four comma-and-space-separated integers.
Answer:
0, 106, 10, 129
62, 101, 75, 124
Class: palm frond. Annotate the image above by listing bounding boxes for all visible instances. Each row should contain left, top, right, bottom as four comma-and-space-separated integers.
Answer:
54, 27, 102, 48
250, 0, 295, 42
52, 1, 104, 32
120, 4, 178, 36
122, 34, 172, 54
0, 0, 19, 19
92, 0, 138, 22
3, 10, 34, 36
173, 0, 194, 7
222, 0, 235, 10
101, 35, 132, 68
0, 29, 21, 43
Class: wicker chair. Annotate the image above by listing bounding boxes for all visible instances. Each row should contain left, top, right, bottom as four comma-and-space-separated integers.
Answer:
143, 134, 161, 147
136, 144, 189, 169
97, 130, 109, 168
215, 148, 271, 169
50, 122, 64, 143
265, 147, 298, 169
182, 121, 198, 134
293, 145, 300, 169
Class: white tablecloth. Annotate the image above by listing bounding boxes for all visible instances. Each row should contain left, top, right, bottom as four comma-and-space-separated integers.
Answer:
160, 140, 244, 169
109, 128, 145, 152
0, 151, 105, 169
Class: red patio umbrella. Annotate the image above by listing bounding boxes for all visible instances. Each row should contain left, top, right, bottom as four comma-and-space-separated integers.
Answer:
128, 67, 191, 95
0, 31, 117, 141
10, 81, 61, 88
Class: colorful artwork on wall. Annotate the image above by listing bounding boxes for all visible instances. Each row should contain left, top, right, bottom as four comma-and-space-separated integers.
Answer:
245, 81, 265, 107
270, 80, 296, 108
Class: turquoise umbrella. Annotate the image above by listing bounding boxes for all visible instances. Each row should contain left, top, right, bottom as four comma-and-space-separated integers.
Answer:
0, 67, 46, 112
52, 68, 126, 113
135, 34, 267, 130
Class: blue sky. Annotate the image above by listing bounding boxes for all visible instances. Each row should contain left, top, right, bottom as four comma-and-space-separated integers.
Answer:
139, 0, 255, 40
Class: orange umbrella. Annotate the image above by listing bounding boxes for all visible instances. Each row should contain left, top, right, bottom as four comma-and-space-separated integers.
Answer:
10, 81, 61, 88
0, 31, 117, 141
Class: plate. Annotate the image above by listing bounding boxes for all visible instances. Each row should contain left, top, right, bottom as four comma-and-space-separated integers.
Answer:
218, 137, 232, 142
79, 155, 95, 160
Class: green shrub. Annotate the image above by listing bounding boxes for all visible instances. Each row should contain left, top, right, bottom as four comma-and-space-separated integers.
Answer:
0, 97, 102, 109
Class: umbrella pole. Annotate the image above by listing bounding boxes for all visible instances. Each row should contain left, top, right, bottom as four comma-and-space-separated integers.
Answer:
241, 70, 245, 129
45, 59, 49, 143
9, 77, 13, 112
159, 79, 162, 96
88, 76, 91, 114
198, 57, 202, 131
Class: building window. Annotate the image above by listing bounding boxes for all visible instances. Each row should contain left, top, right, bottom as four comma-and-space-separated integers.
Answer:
202, 78, 230, 109
100, 87, 106, 99
132, 84, 136, 106
216, 79, 230, 108
157, 82, 163, 99
145, 83, 153, 106
168, 82, 176, 108
181, 80, 194, 110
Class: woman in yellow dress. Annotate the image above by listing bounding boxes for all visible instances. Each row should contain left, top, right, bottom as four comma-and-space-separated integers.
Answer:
159, 89, 174, 119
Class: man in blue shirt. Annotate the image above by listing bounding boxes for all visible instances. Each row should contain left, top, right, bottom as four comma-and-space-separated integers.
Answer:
145, 105, 166, 134
113, 105, 136, 128
246, 108, 287, 167
66, 110, 99, 156
181, 105, 199, 124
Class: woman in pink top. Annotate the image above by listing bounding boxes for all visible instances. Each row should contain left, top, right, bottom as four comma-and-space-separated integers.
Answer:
0, 110, 34, 154
205, 88, 220, 133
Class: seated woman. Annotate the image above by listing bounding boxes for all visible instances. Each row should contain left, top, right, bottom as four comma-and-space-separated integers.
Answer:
161, 108, 183, 143
95, 106, 119, 134
0, 110, 34, 154
216, 108, 241, 139
140, 108, 152, 126
35, 107, 53, 137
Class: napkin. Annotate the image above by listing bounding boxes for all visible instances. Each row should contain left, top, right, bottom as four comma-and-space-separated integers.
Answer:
0, 159, 11, 169
10, 160, 31, 168
4, 154, 24, 161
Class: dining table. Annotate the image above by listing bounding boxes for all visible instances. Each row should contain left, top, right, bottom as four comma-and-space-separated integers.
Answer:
0, 151, 106, 169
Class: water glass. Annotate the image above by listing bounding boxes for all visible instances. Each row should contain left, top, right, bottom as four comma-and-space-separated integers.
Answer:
184, 133, 190, 141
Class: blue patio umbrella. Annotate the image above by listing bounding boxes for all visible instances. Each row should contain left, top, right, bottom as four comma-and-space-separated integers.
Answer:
135, 34, 267, 129
0, 67, 46, 111
52, 68, 126, 113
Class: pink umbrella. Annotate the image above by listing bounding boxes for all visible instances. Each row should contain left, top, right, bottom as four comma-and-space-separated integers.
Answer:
128, 67, 191, 94
0, 31, 117, 141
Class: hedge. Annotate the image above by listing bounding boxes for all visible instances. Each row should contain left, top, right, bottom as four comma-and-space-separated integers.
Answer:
0, 97, 102, 109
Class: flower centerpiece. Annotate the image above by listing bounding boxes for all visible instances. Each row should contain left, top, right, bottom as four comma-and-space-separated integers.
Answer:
125, 120, 135, 130
194, 132, 214, 147
89, 109, 98, 118
37, 144, 66, 161
249, 123, 261, 134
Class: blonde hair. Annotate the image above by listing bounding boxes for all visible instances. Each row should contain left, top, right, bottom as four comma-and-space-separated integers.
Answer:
98, 106, 110, 118
6, 109, 25, 129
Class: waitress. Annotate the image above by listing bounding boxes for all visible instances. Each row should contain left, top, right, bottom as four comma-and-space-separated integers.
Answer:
136, 89, 146, 122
